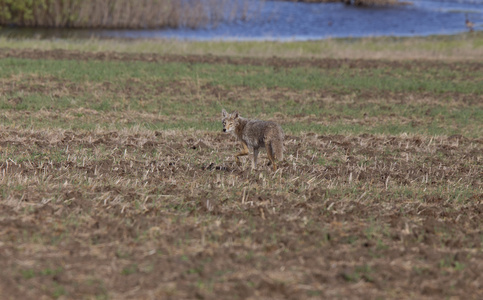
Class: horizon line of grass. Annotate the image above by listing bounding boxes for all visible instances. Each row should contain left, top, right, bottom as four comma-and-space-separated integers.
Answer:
1, 58, 481, 94
2, 113, 481, 138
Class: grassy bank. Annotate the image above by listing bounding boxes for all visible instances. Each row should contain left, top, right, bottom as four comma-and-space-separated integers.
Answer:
1, 31, 483, 60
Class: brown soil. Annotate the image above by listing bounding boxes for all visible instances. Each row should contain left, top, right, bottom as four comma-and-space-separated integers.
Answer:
0, 128, 481, 299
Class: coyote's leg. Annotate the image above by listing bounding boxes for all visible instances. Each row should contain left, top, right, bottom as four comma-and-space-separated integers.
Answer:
234, 141, 249, 166
267, 143, 277, 171
252, 148, 259, 169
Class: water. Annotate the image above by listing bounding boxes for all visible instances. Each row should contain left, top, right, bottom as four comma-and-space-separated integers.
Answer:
1, 0, 482, 40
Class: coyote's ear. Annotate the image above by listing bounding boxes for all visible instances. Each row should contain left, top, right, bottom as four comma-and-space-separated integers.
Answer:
232, 111, 239, 119
222, 109, 228, 118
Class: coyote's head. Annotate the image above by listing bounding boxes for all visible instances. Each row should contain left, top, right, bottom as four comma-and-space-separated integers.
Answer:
221, 109, 239, 133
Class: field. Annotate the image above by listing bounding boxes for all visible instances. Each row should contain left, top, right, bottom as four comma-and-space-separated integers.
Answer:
0, 35, 482, 299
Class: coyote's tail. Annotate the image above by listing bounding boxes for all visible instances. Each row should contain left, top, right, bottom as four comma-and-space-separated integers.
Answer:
269, 136, 284, 161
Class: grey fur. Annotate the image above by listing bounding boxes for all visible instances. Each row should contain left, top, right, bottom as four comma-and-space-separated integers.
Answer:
222, 109, 284, 170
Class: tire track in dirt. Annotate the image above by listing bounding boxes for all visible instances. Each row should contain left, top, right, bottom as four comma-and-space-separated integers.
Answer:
1, 48, 482, 71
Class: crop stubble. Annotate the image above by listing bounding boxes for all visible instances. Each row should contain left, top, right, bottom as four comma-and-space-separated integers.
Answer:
0, 49, 482, 299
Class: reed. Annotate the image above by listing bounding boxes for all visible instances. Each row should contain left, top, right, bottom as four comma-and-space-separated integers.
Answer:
0, 0, 254, 29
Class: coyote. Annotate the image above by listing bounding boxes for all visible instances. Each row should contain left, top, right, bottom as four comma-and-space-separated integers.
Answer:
221, 109, 284, 170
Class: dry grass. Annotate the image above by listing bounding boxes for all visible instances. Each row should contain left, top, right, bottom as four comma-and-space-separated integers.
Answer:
0, 127, 481, 299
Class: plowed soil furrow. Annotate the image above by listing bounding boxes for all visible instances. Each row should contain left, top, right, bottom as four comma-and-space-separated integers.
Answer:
0, 128, 481, 299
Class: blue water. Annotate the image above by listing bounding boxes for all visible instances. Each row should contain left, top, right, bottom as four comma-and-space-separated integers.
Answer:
2, 0, 483, 40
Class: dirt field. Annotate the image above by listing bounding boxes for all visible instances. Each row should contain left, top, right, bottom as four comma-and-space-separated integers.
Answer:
0, 49, 482, 299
